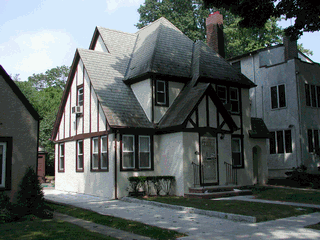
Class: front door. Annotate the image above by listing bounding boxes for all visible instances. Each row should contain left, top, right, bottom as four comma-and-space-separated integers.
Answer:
200, 134, 218, 185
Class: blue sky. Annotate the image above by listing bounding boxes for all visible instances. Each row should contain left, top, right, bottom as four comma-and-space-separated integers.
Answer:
1, 0, 319, 81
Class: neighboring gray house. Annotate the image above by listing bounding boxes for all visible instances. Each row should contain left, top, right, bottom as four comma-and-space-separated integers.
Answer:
0, 65, 40, 201
52, 14, 269, 199
229, 38, 320, 178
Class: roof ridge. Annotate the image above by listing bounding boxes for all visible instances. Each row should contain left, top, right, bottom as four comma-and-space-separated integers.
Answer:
97, 26, 136, 36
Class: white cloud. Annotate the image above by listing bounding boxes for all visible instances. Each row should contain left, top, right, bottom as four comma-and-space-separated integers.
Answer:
0, 30, 75, 81
105, 0, 144, 12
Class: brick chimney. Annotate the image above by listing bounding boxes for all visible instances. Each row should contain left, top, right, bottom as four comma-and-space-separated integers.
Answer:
283, 35, 298, 61
206, 11, 225, 58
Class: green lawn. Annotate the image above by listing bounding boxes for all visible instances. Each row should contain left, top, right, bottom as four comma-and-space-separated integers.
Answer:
138, 196, 319, 222
251, 186, 320, 205
0, 218, 116, 240
47, 202, 185, 240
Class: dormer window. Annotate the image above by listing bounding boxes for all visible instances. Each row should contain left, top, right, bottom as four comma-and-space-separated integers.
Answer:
77, 85, 84, 106
155, 80, 168, 106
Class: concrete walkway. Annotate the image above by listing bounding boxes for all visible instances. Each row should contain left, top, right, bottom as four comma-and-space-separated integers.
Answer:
44, 189, 320, 240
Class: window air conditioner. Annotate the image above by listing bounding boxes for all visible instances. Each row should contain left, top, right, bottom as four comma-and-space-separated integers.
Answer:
72, 106, 83, 114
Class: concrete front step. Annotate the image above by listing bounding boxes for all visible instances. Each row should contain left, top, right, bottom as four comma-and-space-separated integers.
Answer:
185, 189, 252, 199
189, 185, 241, 193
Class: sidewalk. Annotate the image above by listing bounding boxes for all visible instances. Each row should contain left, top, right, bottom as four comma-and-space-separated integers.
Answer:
44, 189, 320, 239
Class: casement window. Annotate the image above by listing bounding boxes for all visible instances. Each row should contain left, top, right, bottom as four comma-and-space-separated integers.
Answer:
77, 86, 84, 106
271, 84, 286, 109
58, 143, 65, 172
76, 140, 84, 172
231, 137, 242, 167
269, 130, 292, 154
305, 84, 320, 107
308, 129, 320, 152
217, 85, 240, 114
230, 87, 240, 113
217, 85, 227, 104
0, 137, 12, 190
91, 136, 108, 171
155, 80, 168, 106
121, 134, 153, 171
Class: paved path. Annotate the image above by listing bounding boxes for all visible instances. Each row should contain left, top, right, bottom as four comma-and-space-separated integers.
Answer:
44, 189, 320, 239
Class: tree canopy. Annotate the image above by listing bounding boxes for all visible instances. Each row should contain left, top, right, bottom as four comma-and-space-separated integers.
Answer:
14, 66, 69, 175
202, 0, 320, 40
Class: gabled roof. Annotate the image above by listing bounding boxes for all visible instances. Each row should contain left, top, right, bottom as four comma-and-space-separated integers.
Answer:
0, 65, 40, 121
158, 83, 238, 132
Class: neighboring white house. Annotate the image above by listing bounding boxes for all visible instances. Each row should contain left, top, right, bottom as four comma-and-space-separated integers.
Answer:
0, 65, 40, 201
229, 37, 320, 178
52, 13, 269, 199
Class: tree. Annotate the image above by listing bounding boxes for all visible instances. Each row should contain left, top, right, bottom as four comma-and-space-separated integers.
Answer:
202, 0, 320, 40
136, 0, 285, 58
14, 66, 69, 175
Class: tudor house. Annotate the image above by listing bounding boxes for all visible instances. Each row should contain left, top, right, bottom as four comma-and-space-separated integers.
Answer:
229, 36, 320, 178
52, 13, 269, 199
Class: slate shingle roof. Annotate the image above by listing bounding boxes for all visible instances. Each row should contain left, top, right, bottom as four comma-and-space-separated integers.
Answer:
52, 17, 256, 139
78, 49, 153, 128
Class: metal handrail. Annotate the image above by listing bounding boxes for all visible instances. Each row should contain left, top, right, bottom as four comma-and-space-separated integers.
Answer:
224, 162, 237, 185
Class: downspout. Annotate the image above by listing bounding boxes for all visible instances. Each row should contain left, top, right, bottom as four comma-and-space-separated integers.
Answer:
295, 63, 302, 167
251, 53, 257, 117
114, 131, 118, 199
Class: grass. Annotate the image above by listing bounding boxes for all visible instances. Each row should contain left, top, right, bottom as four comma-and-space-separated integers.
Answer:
0, 218, 116, 240
46, 202, 185, 240
138, 196, 319, 222
251, 186, 320, 205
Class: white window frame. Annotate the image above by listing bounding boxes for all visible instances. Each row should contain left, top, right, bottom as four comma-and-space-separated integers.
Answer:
231, 138, 242, 167
100, 136, 108, 170
156, 80, 166, 105
271, 84, 286, 109
92, 137, 99, 170
305, 84, 320, 108
269, 130, 292, 154
0, 143, 7, 188
59, 143, 64, 171
139, 136, 151, 169
122, 135, 135, 169
77, 140, 84, 171
230, 87, 240, 114
308, 129, 320, 153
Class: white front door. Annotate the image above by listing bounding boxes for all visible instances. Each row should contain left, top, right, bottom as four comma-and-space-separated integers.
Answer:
200, 135, 218, 185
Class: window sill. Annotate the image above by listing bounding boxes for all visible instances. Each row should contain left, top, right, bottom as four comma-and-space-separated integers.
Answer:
120, 168, 153, 172
90, 169, 109, 172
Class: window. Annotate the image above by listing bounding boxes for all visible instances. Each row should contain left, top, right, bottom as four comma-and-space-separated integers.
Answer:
271, 84, 286, 109
217, 85, 240, 114
230, 87, 239, 113
59, 143, 65, 172
77, 86, 84, 106
305, 84, 320, 107
269, 130, 292, 154
122, 135, 135, 169
155, 80, 168, 106
139, 136, 151, 169
308, 129, 320, 152
121, 135, 153, 171
232, 137, 242, 167
76, 140, 84, 172
91, 136, 108, 171
217, 85, 227, 104
0, 137, 12, 190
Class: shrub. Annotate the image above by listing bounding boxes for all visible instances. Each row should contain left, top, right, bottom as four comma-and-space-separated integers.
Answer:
287, 164, 310, 187
16, 166, 52, 219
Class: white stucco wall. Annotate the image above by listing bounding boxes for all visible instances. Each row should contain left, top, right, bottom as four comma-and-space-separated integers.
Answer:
94, 35, 109, 52
131, 79, 152, 121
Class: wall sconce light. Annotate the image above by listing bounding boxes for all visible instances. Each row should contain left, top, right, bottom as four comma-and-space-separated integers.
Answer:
220, 133, 225, 140
194, 151, 199, 155
289, 124, 294, 128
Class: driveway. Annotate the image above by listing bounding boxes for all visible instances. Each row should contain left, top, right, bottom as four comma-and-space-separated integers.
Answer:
44, 189, 320, 239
